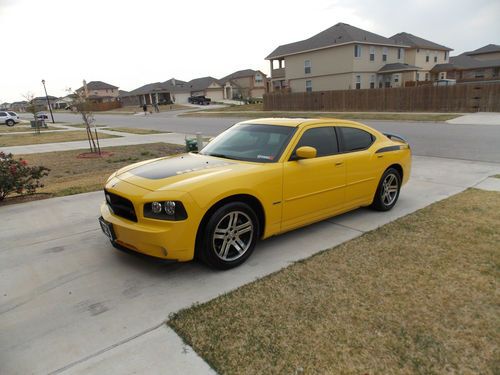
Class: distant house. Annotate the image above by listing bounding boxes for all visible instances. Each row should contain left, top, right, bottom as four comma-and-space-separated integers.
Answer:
219, 69, 267, 99
120, 78, 191, 106
76, 81, 119, 103
0, 102, 11, 110
432, 44, 500, 81
265, 23, 453, 92
32, 96, 58, 110
187, 76, 225, 101
10, 101, 28, 112
391, 32, 452, 82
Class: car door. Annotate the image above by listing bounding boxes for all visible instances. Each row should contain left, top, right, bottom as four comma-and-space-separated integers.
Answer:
281, 126, 346, 231
0, 112, 7, 122
338, 126, 379, 208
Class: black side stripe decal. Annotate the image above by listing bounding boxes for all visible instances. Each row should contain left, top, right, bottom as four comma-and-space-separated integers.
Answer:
375, 145, 401, 154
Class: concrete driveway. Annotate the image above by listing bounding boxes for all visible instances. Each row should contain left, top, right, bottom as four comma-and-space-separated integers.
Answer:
1, 156, 499, 374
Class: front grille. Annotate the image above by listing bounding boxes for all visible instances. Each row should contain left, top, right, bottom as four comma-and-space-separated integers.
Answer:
105, 190, 137, 222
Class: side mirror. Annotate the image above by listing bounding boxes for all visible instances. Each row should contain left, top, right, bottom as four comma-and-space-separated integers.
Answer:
295, 146, 317, 159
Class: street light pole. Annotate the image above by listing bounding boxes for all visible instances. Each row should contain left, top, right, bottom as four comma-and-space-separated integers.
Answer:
41, 79, 55, 123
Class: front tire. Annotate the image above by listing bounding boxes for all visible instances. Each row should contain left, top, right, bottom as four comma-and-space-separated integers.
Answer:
6, 119, 15, 127
371, 168, 401, 211
199, 202, 259, 269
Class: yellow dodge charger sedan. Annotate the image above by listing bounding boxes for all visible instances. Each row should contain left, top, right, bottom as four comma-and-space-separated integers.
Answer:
99, 118, 411, 269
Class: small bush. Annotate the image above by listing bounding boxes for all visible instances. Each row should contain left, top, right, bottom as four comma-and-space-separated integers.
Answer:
0, 152, 50, 200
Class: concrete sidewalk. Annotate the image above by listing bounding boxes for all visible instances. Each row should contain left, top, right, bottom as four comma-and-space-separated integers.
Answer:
2, 132, 188, 155
447, 112, 500, 125
0, 156, 499, 374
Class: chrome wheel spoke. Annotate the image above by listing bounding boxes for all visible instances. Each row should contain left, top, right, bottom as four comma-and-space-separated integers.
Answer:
235, 222, 252, 236
213, 210, 254, 262
219, 238, 231, 259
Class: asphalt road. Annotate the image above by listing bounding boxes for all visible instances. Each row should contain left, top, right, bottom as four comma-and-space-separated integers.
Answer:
29, 111, 500, 163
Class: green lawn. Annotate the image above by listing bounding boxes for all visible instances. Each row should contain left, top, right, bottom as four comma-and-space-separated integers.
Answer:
169, 189, 500, 375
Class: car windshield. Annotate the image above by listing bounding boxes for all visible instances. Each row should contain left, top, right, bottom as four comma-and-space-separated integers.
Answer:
200, 123, 296, 163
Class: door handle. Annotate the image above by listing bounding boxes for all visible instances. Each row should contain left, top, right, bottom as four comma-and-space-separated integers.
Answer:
377, 155, 384, 158
335, 161, 344, 166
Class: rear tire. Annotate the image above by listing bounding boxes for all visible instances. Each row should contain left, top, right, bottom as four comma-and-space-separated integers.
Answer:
6, 119, 15, 127
199, 202, 259, 270
371, 167, 401, 211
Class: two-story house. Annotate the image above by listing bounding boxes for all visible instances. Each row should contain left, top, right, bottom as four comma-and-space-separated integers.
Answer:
431, 44, 500, 81
391, 32, 452, 81
219, 69, 267, 100
266, 23, 452, 92
76, 81, 119, 103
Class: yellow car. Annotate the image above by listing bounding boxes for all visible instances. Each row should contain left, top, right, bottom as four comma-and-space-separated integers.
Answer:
99, 118, 411, 269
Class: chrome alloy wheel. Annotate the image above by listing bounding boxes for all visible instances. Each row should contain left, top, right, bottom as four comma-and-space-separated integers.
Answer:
381, 173, 399, 206
212, 211, 254, 261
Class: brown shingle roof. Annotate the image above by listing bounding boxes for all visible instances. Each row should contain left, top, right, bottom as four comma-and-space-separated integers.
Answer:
390, 32, 452, 51
466, 44, 500, 56
266, 23, 404, 60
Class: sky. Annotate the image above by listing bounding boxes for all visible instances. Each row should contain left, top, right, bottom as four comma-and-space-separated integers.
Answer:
0, 0, 499, 102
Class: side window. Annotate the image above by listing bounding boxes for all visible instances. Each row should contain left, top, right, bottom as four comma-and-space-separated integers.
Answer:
0, 112, 7, 117
340, 127, 374, 152
293, 127, 338, 158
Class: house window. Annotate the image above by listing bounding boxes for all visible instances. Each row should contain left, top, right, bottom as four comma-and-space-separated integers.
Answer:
426, 51, 430, 62
354, 44, 362, 58
440, 73, 445, 79
306, 80, 312, 92
382, 47, 387, 62
425, 73, 429, 81
475, 70, 484, 79
394, 74, 399, 83
304, 60, 311, 74
397, 48, 404, 60
355, 75, 361, 89
434, 54, 437, 63
370, 75, 375, 89
255, 73, 263, 83
370, 46, 375, 61
416, 72, 420, 81
444, 51, 448, 60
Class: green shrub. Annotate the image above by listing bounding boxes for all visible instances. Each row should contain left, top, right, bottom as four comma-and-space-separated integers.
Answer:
0, 152, 50, 200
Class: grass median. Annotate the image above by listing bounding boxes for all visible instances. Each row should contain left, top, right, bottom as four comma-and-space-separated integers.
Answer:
0, 125, 59, 133
182, 109, 459, 122
169, 189, 500, 375
0, 131, 119, 147
0, 142, 185, 205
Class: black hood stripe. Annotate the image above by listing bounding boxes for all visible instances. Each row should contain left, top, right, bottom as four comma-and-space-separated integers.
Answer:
128, 154, 234, 180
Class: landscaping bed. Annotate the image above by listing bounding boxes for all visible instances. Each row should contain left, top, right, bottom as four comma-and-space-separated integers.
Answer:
169, 189, 500, 375
0, 142, 184, 205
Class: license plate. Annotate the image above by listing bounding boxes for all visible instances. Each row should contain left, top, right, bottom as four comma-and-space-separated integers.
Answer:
99, 217, 116, 241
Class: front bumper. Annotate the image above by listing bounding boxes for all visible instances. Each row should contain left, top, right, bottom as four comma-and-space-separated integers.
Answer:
100, 203, 197, 262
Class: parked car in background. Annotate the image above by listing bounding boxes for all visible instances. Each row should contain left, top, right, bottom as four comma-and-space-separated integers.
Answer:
0, 111, 19, 126
158, 98, 174, 105
188, 96, 211, 105
36, 112, 49, 120
433, 79, 456, 86
99, 118, 412, 269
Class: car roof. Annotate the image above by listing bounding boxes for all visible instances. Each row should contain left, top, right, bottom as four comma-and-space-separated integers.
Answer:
238, 117, 366, 128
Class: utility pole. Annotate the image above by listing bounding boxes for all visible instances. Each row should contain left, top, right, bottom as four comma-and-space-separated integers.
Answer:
41, 79, 55, 123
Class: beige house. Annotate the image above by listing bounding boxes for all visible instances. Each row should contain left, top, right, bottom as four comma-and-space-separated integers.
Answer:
391, 32, 452, 82
431, 44, 500, 81
266, 23, 452, 92
76, 81, 119, 102
219, 69, 267, 99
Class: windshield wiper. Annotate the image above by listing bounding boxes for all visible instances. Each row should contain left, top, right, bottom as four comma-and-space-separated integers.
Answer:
207, 153, 237, 160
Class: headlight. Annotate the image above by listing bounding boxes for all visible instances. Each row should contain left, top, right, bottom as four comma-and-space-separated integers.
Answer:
144, 201, 187, 221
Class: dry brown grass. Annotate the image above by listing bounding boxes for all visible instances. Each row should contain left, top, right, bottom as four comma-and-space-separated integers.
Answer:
182, 110, 459, 121
17, 142, 184, 197
0, 125, 59, 133
0, 131, 118, 147
169, 189, 500, 375
99, 104, 192, 114
106, 127, 169, 135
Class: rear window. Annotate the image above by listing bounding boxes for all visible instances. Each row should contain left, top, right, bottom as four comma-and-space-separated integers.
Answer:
340, 127, 374, 152
7, 112, 17, 116
0, 112, 7, 116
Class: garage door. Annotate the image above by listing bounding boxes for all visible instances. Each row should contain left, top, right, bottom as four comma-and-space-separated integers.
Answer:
205, 89, 224, 102
173, 93, 190, 104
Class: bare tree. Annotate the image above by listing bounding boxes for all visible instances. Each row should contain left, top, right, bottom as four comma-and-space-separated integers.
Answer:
23, 92, 41, 134
68, 85, 101, 155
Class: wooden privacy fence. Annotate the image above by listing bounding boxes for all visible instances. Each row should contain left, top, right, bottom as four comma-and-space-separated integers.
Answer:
264, 83, 500, 112
90, 101, 122, 112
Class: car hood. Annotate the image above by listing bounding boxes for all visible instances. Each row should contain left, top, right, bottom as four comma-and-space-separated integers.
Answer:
114, 153, 259, 192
